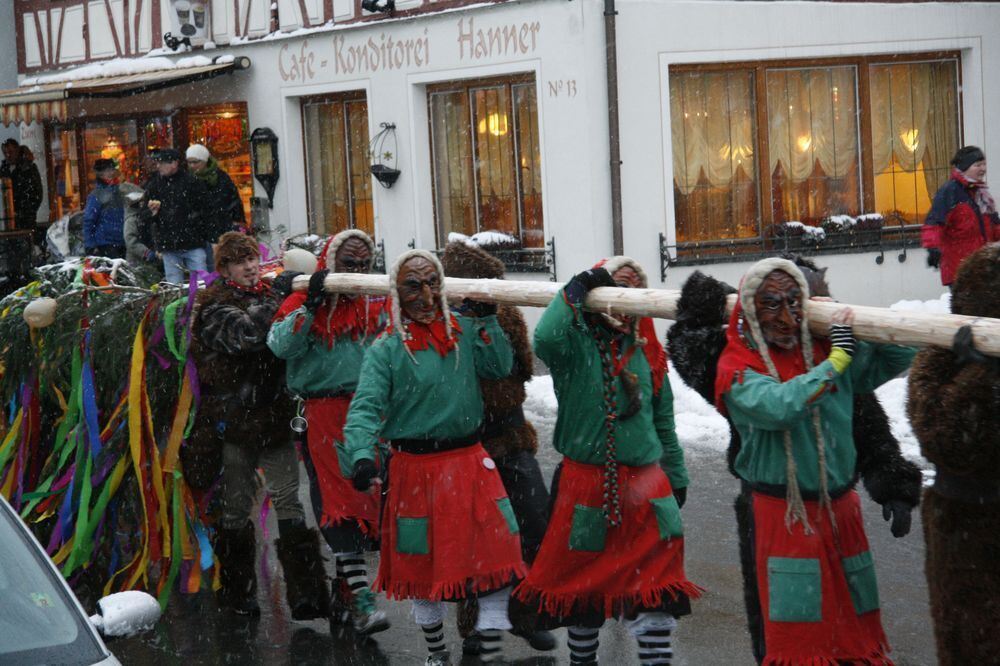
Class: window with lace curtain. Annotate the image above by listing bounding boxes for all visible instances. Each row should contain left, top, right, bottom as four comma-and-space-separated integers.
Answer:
668, 53, 961, 251
302, 93, 374, 236
428, 74, 544, 248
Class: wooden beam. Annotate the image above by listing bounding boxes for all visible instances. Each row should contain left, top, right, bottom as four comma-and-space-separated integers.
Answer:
286, 273, 1000, 357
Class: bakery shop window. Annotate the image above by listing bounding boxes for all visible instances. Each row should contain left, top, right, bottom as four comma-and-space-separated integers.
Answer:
301, 93, 374, 237
428, 74, 544, 249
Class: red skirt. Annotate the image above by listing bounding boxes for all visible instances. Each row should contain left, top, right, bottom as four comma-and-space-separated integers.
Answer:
375, 444, 527, 601
514, 458, 701, 619
753, 491, 893, 665
304, 397, 381, 537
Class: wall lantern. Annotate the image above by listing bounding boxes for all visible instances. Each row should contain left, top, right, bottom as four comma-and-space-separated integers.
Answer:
250, 127, 279, 208
369, 122, 400, 189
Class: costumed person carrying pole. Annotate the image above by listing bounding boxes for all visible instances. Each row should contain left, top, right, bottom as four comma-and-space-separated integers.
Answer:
342, 250, 526, 665
267, 229, 390, 636
514, 257, 698, 666
188, 232, 329, 619
667, 256, 921, 664
907, 243, 1000, 666
439, 240, 556, 655
715, 257, 914, 665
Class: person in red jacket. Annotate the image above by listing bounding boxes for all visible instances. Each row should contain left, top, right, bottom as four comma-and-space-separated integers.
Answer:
922, 146, 1000, 287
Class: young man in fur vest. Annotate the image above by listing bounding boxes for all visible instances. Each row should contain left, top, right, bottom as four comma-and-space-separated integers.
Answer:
514, 257, 698, 666
188, 232, 329, 619
439, 240, 556, 655
714, 257, 914, 665
667, 256, 921, 663
268, 229, 390, 636
907, 243, 1000, 665
342, 250, 525, 665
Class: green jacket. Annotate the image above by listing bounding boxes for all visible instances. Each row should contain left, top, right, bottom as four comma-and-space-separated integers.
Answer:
341, 314, 513, 472
534, 292, 688, 491
724, 342, 915, 493
266, 307, 382, 397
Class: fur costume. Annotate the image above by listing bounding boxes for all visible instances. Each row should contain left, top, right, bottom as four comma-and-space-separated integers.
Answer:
668, 262, 921, 663
440, 240, 538, 457
907, 243, 1000, 665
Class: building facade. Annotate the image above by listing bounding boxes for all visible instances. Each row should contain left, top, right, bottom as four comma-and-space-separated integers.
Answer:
4, 0, 998, 306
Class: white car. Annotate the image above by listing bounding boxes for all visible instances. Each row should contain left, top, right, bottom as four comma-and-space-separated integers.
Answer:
0, 494, 161, 665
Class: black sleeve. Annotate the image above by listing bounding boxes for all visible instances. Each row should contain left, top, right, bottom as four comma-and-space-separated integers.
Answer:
27, 164, 43, 211
222, 172, 246, 227
854, 393, 922, 508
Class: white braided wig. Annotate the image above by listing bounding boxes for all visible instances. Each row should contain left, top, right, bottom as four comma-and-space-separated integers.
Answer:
737, 257, 835, 533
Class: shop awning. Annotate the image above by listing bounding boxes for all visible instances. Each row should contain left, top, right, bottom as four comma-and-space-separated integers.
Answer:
0, 56, 251, 126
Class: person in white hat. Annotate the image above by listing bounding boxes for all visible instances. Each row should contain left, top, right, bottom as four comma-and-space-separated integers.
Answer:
186, 143, 246, 251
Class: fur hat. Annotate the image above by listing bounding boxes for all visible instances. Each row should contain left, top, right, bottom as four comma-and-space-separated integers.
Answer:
322, 229, 376, 270
951, 242, 1000, 319
93, 158, 117, 173
186, 144, 211, 163
388, 249, 452, 346
441, 240, 505, 279
214, 231, 260, 269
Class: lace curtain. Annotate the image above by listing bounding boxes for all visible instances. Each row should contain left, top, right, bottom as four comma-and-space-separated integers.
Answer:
766, 66, 859, 183
869, 60, 959, 200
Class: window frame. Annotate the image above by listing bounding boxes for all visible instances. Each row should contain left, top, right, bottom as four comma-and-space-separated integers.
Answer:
299, 90, 373, 237
426, 72, 543, 249
667, 50, 963, 258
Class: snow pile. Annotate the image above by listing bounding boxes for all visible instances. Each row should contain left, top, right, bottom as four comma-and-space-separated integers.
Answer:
890, 292, 950, 314
447, 230, 520, 248
22, 55, 221, 86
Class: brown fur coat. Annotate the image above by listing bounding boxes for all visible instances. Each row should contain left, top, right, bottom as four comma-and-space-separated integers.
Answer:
441, 241, 538, 458
907, 244, 1000, 666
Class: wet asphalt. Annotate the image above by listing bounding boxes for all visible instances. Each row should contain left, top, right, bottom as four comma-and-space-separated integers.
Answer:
109, 444, 936, 665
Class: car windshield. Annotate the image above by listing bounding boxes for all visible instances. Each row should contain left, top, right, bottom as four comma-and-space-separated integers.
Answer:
0, 501, 107, 665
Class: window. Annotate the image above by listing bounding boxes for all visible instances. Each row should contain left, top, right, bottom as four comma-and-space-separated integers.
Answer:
668, 53, 961, 253
428, 75, 544, 248
302, 94, 373, 236
870, 60, 959, 223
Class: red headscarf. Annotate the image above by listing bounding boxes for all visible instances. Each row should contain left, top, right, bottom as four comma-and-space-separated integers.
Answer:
714, 298, 829, 413
272, 236, 385, 346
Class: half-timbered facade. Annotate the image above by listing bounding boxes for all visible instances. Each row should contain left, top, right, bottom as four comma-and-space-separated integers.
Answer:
3, 0, 999, 308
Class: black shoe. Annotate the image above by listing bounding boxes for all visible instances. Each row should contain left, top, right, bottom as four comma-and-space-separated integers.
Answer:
462, 632, 483, 656
510, 627, 557, 652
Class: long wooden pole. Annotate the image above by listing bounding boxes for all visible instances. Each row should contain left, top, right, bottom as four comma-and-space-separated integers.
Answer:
290, 273, 1000, 357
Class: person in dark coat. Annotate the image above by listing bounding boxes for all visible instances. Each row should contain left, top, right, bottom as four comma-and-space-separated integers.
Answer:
82, 159, 132, 259
0, 139, 44, 234
667, 256, 922, 664
440, 240, 556, 655
922, 145, 1000, 287
188, 231, 330, 621
186, 143, 246, 244
143, 148, 212, 283
907, 243, 1000, 666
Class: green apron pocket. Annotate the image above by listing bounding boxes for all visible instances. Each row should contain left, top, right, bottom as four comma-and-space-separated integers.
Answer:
396, 517, 429, 555
842, 551, 880, 615
569, 504, 607, 552
767, 557, 822, 622
649, 495, 684, 539
496, 498, 520, 535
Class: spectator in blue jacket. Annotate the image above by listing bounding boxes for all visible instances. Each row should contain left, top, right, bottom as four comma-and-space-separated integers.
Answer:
83, 159, 128, 258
